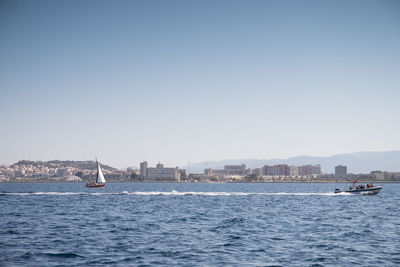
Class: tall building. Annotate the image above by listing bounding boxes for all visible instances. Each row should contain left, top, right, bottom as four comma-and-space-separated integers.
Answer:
140, 161, 148, 180
335, 165, 347, 177
262, 165, 269, 175
289, 166, 299, 176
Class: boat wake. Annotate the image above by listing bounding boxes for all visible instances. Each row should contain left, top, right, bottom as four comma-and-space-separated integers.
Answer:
0, 191, 347, 196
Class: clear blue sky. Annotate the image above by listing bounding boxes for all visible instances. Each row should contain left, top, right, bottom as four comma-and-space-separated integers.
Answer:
1, 0, 399, 168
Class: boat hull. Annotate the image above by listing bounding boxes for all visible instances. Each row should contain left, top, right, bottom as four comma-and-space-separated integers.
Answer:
335, 186, 382, 195
85, 183, 105, 188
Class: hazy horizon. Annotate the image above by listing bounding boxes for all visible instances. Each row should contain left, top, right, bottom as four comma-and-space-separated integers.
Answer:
1, 0, 400, 169
2, 150, 400, 171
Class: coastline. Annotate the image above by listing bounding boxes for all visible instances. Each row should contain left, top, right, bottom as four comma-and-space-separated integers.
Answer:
1, 180, 399, 183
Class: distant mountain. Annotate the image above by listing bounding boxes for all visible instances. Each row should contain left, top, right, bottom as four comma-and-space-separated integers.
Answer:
184, 151, 400, 174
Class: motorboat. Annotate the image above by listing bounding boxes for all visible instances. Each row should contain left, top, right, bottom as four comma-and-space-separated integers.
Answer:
334, 180, 382, 195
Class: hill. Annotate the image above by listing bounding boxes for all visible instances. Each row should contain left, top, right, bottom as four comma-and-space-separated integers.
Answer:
184, 151, 400, 174
12, 160, 116, 171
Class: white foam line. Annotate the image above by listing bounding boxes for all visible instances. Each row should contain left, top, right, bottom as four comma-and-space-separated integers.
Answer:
0, 191, 342, 196
1, 192, 86, 196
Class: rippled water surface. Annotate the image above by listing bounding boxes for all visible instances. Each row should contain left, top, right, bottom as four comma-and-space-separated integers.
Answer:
1, 182, 399, 266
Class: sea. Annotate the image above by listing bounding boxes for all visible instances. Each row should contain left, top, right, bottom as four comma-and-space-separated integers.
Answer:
0, 182, 399, 266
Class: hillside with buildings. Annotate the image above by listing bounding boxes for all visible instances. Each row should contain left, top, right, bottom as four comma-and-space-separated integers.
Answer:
12, 160, 116, 171
0, 160, 130, 182
1, 153, 400, 183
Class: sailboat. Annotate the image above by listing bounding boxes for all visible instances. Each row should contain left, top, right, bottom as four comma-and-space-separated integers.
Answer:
86, 160, 106, 188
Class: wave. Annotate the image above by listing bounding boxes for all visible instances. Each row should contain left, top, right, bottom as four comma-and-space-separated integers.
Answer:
120, 191, 341, 196
0, 191, 345, 196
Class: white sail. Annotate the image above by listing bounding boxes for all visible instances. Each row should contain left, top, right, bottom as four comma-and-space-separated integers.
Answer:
96, 161, 106, 183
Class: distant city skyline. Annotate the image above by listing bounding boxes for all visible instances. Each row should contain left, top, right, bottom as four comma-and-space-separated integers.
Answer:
2, 150, 400, 175
2, 157, 400, 183
1, 0, 400, 168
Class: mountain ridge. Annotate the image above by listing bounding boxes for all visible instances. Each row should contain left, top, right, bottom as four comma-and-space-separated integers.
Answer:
184, 151, 400, 174
11, 160, 117, 171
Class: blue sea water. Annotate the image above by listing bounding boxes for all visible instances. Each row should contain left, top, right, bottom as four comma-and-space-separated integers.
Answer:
0, 182, 399, 266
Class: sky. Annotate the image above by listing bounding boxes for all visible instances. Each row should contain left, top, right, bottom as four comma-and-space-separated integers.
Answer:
1, 0, 400, 168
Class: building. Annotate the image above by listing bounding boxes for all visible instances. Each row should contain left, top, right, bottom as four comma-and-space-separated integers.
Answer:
289, 166, 299, 176
335, 165, 347, 177
64, 175, 82, 182
387, 172, 400, 181
298, 164, 321, 176
224, 164, 247, 175
263, 164, 290, 176
252, 168, 262, 176
140, 161, 148, 180
140, 161, 180, 181
204, 168, 225, 177
205, 164, 249, 177
371, 171, 384, 180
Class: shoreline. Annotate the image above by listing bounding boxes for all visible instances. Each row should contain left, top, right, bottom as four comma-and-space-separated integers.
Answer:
1, 180, 399, 184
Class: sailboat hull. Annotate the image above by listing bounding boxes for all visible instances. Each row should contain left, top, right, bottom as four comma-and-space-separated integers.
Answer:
85, 183, 105, 188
